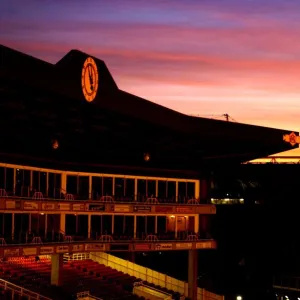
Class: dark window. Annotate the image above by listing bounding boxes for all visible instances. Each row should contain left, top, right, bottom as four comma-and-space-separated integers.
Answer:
79, 176, 89, 199
103, 177, 113, 196
92, 177, 103, 199
178, 181, 187, 203
115, 177, 125, 199
39, 172, 47, 195
158, 181, 167, 199
167, 181, 176, 201
15, 169, 30, 197
147, 180, 156, 197
67, 175, 78, 195
0, 167, 4, 189
187, 182, 195, 199
5, 168, 14, 192
125, 178, 134, 200
48, 173, 61, 198
137, 179, 146, 201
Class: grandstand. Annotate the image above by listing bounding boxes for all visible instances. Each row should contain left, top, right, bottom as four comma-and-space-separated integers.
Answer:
0, 44, 298, 300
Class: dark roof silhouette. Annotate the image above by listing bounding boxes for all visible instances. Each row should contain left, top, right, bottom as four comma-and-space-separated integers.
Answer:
0, 44, 297, 173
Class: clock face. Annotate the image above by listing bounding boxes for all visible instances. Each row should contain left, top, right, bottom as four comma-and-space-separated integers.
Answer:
81, 57, 99, 102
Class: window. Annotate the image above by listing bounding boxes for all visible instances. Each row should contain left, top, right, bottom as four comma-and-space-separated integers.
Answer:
187, 182, 195, 199
115, 177, 125, 199
158, 181, 167, 199
137, 179, 146, 201
103, 177, 113, 196
48, 173, 61, 198
5, 168, 14, 192
167, 181, 176, 201
147, 180, 156, 197
125, 178, 134, 200
178, 181, 187, 203
67, 175, 78, 195
92, 177, 102, 199
15, 169, 30, 197
79, 176, 89, 199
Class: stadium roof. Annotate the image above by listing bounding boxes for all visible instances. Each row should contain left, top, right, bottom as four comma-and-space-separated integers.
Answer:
0, 44, 298, 173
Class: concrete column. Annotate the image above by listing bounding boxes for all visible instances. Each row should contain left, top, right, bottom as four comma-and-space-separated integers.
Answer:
133, 215, 137, 238
175, 216, 178, 238
88, 175, 92, 200
46, 172, 49, 196
30, 171, 33, 192
11, 213, 15, 240
155, 180, 158, 198
112, 177, 115, 197
51, 254, 63, 286
194, 215, 199, 234
111, 215, 115, 234
45, 214, 48, 238
28, 214, 32, 234
188, 250, 198, 300
195, 180, 200, 201
154, 216, 158, 234
88, 214, 91, 238
13, 168, 16, 195
61, 172, 67, 194
60, 214, 66, 234
134, 178, 138, 201
175, 181, 178, 202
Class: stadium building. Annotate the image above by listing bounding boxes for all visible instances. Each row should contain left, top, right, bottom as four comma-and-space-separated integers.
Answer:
0, 44, 298, 300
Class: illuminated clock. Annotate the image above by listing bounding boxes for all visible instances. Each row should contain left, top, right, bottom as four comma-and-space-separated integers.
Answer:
81, 57, 99, 102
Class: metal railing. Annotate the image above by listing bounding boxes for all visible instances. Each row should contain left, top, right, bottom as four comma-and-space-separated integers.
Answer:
76, 291, 103, 300
0, 278, 52, 300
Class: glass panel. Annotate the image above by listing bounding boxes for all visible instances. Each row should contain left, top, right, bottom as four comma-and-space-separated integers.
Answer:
48, 173, 61, 198
78, 176, 89, 199
158, 180, 167, 199
125, 178, 134, 201
178, 181, 187, 203
39, 172, 47, 195
0, 167, 4, 189
32, 171, 39, 191
167, 181, 176, 202
115, 177, 125, 200
92, 176, 102, 200
5, 168, 14, 193
103, 177, 113, 196
67, 175, 78, 195
147, 180, 156, 198
137, 179, 146, 202
187, 182, 195, 199
15, 169, 30, 197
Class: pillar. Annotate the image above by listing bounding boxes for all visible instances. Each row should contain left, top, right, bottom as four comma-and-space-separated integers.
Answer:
154, 216, 158, 234
88, 175, 92, 200
88, 214, 91, 238
175, 216, 178, 238
28, 214, 32, 234
13, 168, 16, 195
194, 215, 199, 234
51, 254, 63, 286
45, 214, 48, 238
60, 214, 66, 234
133, 215, 137, 238
175, 181, 178, 203
195, 180, 200, 201
61, 172, 67, 195
111, 215, 115, 234
11, 213, 15, 240
134, 178, 138, 201
188, 250, 198, 300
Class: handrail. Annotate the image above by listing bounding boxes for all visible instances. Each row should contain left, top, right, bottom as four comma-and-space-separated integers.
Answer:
0, 278, 52, 300
77, 291, 103, 300
133, 281, 173, 297
0, 238, 215, 247
0, 194, 207, 206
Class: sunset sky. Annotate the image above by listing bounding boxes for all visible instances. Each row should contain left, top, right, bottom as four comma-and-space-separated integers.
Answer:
1, 0, 300, 132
